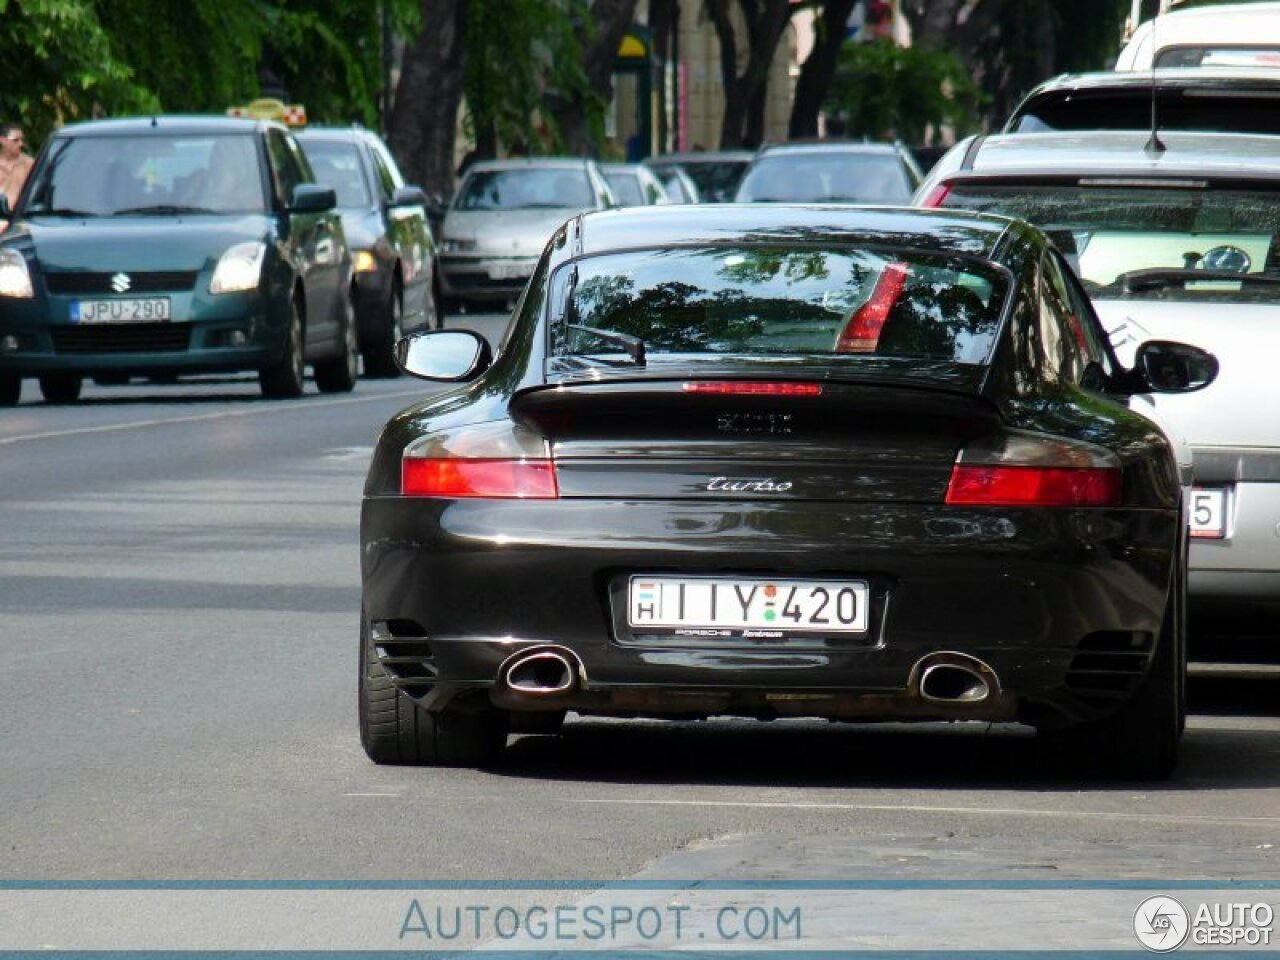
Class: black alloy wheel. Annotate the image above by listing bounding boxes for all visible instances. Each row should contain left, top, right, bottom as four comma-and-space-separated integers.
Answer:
38, 373, 82, 404
314, 290, 359, 393
358, 613, 508, 767
259, 298, 306, 399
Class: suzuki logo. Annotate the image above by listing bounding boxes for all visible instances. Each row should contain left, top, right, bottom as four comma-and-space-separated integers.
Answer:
111, 272, 131, 293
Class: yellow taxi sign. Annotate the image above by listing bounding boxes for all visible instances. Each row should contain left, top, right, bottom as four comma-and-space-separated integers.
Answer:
226, 98, 307, 127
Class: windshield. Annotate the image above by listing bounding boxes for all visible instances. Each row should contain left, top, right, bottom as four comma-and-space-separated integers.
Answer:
736, 154, 913, 204
1157, 46, 1280, 68
298, 140, 371, 208
454, 167, 595, 211
942, 183, 1280, 302
550, 245, 1006, 365
663, 160, 748, 202
603, 172, 645, 206
25, 133, 266, 216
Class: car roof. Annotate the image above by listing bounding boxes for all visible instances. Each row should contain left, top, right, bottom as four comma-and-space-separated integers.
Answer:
294, 126, 381, 144
754, 141, 904, 157
467, 157, 593, 173
573, 204, 1016, 261
952, 130, 1280, 180
647, 151, 754, 164
51, 115, 278, 137
1023, 65, 1280, 95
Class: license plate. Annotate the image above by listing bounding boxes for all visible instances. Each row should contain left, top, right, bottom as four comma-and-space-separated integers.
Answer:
628, 576, 870, 636
488, 263, 529, 281
1190, 487, 1227, 539
73, 298, 171, 324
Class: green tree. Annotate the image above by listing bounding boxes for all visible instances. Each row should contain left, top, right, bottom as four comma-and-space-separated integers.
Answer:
828, 39, 978, 145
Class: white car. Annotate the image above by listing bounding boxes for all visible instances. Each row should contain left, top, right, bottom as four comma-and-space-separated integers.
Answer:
915, 130, 1280, 624
1118, 1, 1280, 70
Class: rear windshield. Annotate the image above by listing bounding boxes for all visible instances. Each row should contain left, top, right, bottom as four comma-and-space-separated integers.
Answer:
1156, 46, 1280, 68
549, 245, 1007, 365
736, 154, 913, 204
1011, 92, 1280, 135
25, 133, 266, 216
454, 167, 595, 211
298, 140, 370, 208
942, 183, 1280, 303
666, 160, 749, 202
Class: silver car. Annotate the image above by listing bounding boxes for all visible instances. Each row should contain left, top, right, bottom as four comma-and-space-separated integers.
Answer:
915, 130, 1280, 618
439, 158, 614, 306
600, 163, 672, 207
734, 141, 922, 204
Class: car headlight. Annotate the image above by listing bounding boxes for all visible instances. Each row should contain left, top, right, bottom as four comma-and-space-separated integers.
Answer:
441, 238, 475, 253
210, 242, 266, 295
0, 248, 33, 299
353, 249, 377, 273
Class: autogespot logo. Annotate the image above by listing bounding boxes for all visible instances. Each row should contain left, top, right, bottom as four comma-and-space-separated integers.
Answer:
1134, 896, 1191, 952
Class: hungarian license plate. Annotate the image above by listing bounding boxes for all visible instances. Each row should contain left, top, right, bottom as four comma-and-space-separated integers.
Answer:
488, 263, 529, 281
73, 298, 171, 324
1190, 486, 1227, 539
628, 576, 870, 637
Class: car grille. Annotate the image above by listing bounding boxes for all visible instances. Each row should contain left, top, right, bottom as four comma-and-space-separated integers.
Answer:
1064, 630, 1154, 707
371, 619, 437, 699
51, 324, 192, 354
44, 271, 199, 295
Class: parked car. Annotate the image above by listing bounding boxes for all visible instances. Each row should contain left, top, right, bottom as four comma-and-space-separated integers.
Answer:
0, 115, 357, 404
359, 204, 1214, 778
437, 158, 613, 308
1006, 67, 1280, 134
916, 128, 1280, 627
296, 126, 438, 377
733, 141, 922, 204
646, 150, 753, 202
600, 163, 672, 207
650, 164, 701, 204
1117, 1, 1280, 70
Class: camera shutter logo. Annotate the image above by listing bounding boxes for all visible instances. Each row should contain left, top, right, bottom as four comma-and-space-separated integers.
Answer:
1134, 896, 1190, 952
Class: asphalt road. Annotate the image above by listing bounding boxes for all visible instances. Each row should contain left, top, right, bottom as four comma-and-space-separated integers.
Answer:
1, 312, 1278, 882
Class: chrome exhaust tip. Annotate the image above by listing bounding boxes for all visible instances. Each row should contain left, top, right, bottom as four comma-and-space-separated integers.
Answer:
500, 650, 577, 696
913, 652, 999, 704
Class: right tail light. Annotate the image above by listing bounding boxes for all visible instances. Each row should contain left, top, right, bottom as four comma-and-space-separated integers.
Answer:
945, 431, 1122, 507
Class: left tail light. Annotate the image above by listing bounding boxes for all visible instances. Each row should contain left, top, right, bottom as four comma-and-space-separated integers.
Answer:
401, 421, 558, 498
945, 431, 1122, 507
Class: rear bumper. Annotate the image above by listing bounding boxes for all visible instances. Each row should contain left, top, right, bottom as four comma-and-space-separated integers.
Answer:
438, 255, 534, 301
361, 496, 1178, 727
1188, 479, 1280, 602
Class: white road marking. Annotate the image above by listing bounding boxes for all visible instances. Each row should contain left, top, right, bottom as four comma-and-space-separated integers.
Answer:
342, 792, 403, 798
0, 390, 423, 447
564, 797, 1280, 826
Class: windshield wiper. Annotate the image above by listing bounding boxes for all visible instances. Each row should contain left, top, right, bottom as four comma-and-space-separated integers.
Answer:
111, 204, 217, 216
1118, 268, 1280, 293
566, 323, 646, 366
28, 207, 98, 218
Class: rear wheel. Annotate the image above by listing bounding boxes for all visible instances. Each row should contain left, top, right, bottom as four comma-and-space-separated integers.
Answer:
361, 285, 403, 378
1042, 573, 1182, 780
38, 373, 82, 404
259, 298, 305, 399
358, 613, 507, 766
314, 290, 358, 393
0, 375, 19, 406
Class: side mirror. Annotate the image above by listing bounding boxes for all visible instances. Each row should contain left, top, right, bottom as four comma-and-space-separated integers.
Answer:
290, 184, 336, 213
1132, 339, 1218, 394
391, 185, 427, 208
395, 329, 493, 381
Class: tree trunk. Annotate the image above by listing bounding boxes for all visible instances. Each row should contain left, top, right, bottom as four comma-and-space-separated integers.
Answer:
707, 0, 793, 149
387, 0, 469, 202
545, 0, 642, 154
649, 0, 677, 153
789, 0, 856, 139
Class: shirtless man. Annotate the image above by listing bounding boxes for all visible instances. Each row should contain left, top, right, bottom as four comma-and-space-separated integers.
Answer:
0, 122, 34, 209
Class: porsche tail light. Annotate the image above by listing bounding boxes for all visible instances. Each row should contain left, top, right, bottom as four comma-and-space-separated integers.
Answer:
835, 261, 910, 353
945, 431, 1121, 507
401, 422, 558, 498
919, 183, 952, 208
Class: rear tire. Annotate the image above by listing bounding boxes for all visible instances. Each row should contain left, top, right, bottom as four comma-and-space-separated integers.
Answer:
359, 613, 507, 766
39, 373, 82, 404
259, 298, 305, 399
314, 291, 358, 393
1042, 573, 1183, 780
0, 374, 19, 406
361, 286, 403, 378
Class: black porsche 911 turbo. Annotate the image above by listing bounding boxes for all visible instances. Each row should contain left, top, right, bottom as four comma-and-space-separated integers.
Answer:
359, 205, 1218, 778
